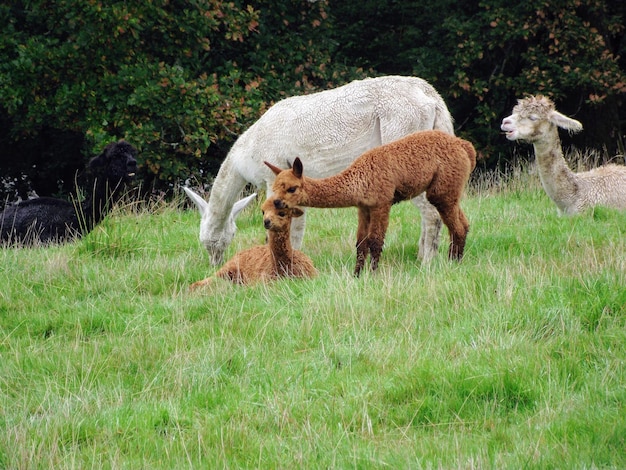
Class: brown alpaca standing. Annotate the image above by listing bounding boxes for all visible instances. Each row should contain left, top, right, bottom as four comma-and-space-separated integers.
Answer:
190, 196, 317, 288
265, 130, 477, 276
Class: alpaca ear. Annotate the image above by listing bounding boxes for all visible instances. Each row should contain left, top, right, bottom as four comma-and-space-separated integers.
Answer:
264, 161, 283, 176
292, 158, 303, 178
291, 207, 305, 218
549, 110, 583, 133
87, 152, 107, 172
183, 187, 208, 216
231, 193, 257, 218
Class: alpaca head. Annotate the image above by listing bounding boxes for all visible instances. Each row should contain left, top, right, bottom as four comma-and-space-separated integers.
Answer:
87, 140, 138, 187
264, 157, 306, 209
501, 95, 583, 143
184, 187, 257, 266
261, 196, 304, 232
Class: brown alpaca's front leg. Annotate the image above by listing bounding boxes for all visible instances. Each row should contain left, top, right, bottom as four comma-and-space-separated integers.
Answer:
368, 238, 383, 271
355, 207, 371, 277
367, 206, 391, 272
355, 241, 368, 277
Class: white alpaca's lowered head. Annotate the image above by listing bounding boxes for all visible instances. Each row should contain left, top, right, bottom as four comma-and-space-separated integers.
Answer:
183, 186, 256, 265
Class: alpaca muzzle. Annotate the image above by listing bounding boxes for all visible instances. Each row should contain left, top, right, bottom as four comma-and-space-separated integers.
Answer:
127, 160, 138, 177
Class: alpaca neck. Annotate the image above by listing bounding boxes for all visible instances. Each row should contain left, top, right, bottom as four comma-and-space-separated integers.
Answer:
77, 179, 122, 231
207, 157, 247, 226
532, 132, 579, 204
302, 173, 361, 208
267, 230, 295, 272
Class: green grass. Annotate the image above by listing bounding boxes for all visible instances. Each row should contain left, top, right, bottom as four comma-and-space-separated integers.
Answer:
1, 165, 626, 468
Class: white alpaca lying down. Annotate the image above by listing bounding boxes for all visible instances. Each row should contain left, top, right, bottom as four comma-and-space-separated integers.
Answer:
501, 95, 626, 214
185, 75, 455, 266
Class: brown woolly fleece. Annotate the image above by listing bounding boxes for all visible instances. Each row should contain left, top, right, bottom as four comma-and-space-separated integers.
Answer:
190, 196, 317, 288
265, 130, 478, 276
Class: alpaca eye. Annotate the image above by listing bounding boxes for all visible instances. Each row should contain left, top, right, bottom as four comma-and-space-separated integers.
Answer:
278, 211, 286, 217
287, 187, 297, 193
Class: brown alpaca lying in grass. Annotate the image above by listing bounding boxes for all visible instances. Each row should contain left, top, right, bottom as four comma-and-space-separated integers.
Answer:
265, 130, 477, 276
190, 196, 317, 288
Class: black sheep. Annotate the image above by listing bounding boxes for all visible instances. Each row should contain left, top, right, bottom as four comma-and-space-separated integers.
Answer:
1, 140, 138, 245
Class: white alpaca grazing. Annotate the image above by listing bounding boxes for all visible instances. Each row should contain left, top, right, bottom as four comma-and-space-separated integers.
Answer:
501, 95, 626, 214
185, 75, 455, 265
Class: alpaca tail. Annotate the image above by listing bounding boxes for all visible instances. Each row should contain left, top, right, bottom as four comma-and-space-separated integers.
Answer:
433, 101, 455, 136
459, 139, 478, 170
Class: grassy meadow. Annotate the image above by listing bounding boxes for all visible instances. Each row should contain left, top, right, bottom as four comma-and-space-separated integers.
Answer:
1, 159, 626, 468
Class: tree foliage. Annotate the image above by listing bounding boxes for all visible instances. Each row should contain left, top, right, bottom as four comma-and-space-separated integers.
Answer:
1, 0, 624, 200
331, 0, 625, 159
1, 1, 267, 194
444, 0, 626, 156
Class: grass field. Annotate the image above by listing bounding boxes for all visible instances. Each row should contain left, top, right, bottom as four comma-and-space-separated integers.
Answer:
1, 161, 625, 468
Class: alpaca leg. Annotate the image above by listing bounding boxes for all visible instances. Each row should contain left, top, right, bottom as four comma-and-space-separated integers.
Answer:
190, 266, 242, 289
289, 210, 306, 250
454, 208, 470, 259
190, 277, 213, 290
441, 205, 469, 261
355, 208, 371, 277
411, 193, 442, 262
427, 191, 469, 262
367, 206, 391, 272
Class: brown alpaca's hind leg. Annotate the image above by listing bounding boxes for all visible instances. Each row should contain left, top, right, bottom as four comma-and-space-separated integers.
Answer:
427, 195, 469, 261
190, 277, 213, 290
443, 205, 469, 260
